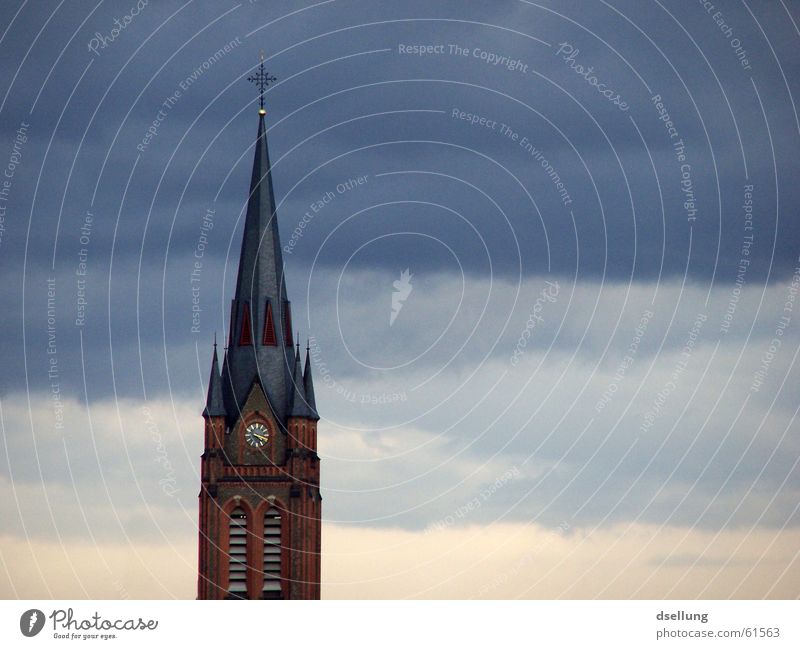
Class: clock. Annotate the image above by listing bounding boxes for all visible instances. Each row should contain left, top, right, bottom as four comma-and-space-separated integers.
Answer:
245, 422, 270, 448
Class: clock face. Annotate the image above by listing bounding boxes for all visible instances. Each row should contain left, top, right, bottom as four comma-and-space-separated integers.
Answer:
245, 422, 270, 448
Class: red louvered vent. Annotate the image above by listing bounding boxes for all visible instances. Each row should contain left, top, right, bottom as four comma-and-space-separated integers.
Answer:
283, 302, 293, 347
239, 302, 253, 346
263, 302, 277, 346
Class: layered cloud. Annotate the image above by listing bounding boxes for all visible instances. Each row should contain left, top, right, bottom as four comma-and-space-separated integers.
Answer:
2, 271, 798, 597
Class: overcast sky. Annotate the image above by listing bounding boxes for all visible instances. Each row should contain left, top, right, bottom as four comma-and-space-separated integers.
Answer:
1, 0, 799, 598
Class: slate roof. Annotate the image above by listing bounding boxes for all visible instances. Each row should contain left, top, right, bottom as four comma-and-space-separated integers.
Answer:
203, 113, 317, 427
203, 343, 226, 418
303, 346, 318, 419
289, 343, 318, 419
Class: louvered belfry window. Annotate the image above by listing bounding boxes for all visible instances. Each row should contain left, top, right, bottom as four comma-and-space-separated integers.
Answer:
263, 301, 277, 346
239, 302, 253, 346
262, 508, 282, 594
228, 507, 248, 595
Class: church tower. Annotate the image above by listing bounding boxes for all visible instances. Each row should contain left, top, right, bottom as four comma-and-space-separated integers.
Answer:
197, 63, 321, 599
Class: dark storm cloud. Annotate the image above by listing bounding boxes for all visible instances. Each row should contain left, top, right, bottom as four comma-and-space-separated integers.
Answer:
1, 0, 796, 285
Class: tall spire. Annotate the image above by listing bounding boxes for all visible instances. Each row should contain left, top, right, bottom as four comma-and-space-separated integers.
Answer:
220, 99, 296, 426
233, 112, 287, 309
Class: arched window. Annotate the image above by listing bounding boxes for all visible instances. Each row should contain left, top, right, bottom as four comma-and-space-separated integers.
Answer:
228, 507, 248, 596
262, 508, 282, 594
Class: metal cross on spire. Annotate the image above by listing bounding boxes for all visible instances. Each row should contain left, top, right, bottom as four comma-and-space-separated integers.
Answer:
247, 50, 277, 115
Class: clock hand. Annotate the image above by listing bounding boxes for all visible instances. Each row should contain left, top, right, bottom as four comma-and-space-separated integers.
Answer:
253, 432, 269, 442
